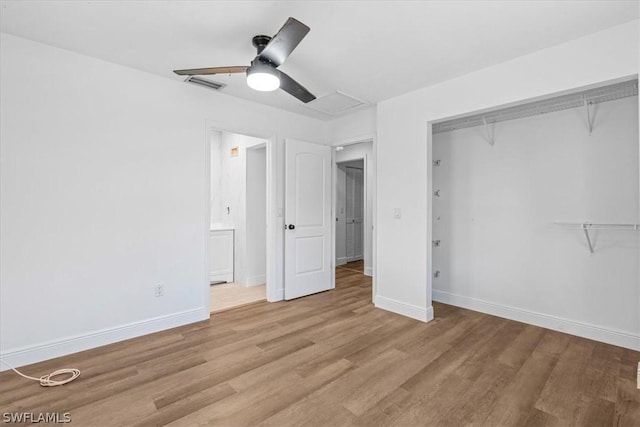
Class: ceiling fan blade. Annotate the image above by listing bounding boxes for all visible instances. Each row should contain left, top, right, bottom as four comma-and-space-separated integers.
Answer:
173, 66, 248, 76
279, 71, 316, 103
258, 17, 310, 67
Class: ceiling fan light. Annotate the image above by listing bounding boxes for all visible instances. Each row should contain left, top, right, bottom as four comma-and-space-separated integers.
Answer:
246, 64, 280, 92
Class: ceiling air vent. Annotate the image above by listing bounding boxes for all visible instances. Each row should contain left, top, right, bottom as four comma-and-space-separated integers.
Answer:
185, 76, 226, 91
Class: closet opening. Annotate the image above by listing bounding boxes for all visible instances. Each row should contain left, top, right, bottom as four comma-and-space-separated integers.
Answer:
428, 78, 639, 349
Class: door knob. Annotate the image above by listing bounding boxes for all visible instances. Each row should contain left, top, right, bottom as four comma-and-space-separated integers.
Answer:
288, 224, 295, 230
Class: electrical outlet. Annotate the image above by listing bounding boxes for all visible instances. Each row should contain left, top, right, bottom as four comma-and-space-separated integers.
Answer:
155, 284, 164, 297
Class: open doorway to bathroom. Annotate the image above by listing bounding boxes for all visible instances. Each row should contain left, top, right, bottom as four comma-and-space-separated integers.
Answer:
209, 130, 267, 312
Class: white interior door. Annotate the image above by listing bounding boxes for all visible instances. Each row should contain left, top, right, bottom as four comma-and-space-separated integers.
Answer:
284, 139, 332, 300
345, 166, 364, 261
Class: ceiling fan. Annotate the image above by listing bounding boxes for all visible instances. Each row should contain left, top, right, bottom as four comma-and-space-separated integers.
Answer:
174, 17, 316, 103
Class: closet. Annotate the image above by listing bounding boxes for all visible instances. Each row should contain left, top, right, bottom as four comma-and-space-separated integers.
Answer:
345, 165, 364, 262
336, 159, 365, 265
431, 79, 639, 343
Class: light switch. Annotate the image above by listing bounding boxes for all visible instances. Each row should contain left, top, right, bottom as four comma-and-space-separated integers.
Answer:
394, 208, 401, 219
277, 208, 283, 218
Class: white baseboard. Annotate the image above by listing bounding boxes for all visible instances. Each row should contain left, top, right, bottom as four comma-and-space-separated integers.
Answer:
243, 275, 266, 287
0, 308, 209, 371
268, 287, 284, 302
364, 266, 373, 277
375, 295, 434, 322
432, 289, 640, 351
336, 257, 348, 266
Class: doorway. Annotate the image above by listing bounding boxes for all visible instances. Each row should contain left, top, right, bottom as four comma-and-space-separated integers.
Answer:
336, 160, 365, 265
333, 140, 374, 281
208, 129, 268, 312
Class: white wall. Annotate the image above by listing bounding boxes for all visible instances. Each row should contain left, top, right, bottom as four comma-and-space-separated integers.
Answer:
210, 131, 223, 226
0, 33, 327, 370
246, 146, 267, 286
329, 107, 377, 143
376, 20, 639, 345
336, 142, 374, 276
433, 96, 639, 348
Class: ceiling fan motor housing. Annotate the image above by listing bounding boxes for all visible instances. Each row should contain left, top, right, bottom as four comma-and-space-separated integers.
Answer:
252, 35, 272, 55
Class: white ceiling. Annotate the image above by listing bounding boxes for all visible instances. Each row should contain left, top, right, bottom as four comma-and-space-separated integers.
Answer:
1, 1, 638, 120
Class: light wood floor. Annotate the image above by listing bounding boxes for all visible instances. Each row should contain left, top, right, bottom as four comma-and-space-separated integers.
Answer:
338, 259, 364, 273
1, 265, 638, 426
210, 282, 266, 313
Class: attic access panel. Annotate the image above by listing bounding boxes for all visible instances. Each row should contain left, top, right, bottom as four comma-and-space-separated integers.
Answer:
432, 79, 639, 134
306, 91, 367, 116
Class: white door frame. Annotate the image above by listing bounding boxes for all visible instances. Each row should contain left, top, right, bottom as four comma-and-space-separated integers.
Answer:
331, 134, 376, 302
203, 121, 278, 313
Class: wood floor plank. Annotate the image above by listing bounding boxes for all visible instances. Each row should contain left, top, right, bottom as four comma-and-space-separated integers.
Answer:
354, 387, 410, 427
532, 329, 571, 359
518, 408, 564, 427
573, 396, 616, 427
259, 395, 357, 427
614, 373, 640, 426
535, 338, 596, 420
295, 318, 406, 378
1, 263, 637, 426
497, 324, 546, 368
131, 382, 236, 427
227, 343, 330, 392
451, 360, 519, 425
399, 313, 506, 394
323, 348, 426, 417
478, 352, 559, 426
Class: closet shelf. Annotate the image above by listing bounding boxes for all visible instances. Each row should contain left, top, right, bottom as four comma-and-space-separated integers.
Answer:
554, 221, 640, 254
433, 79, 638, 135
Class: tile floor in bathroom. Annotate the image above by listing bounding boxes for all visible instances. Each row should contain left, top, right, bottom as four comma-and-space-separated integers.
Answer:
210, 282, 266, 313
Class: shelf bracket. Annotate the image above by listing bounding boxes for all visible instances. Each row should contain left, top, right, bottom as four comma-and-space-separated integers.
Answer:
482, 117, 495, 146
582, 223, 594, 254
584, 96, 593, 135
